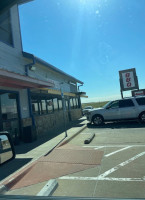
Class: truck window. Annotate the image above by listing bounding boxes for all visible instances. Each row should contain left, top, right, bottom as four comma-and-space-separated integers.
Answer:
136, 98, 145, 105
119, 99, 134, 108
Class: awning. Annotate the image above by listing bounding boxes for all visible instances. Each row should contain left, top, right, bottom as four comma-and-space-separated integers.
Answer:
32, 88, 88, 98
40, 88, 76, 97
76, 91, 88, 98
80, 95, 88, 98
0, 69, 54, 89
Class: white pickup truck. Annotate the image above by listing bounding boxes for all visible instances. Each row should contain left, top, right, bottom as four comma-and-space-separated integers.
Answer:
86, 96, 145, 125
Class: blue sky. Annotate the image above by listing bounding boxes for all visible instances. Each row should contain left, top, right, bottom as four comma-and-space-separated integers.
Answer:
19, 0, 145, 103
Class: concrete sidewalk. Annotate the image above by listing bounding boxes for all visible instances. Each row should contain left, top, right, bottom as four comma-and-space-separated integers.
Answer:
0, 117, 87, 185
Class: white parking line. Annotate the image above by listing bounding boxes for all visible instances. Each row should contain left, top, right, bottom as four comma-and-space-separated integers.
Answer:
98, 151, 145, 178
94, 146, 104, 150
105, 146, 131, 157
59, 151, 145, 183
59, 176, 144, 182
83, 145, 145, 148
81, 133, 93, 135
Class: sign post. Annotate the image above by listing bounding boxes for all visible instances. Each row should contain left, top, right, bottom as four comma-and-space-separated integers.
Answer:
121, 89, 123, 99
119, 68, 139, 98
60, 84, 68, 138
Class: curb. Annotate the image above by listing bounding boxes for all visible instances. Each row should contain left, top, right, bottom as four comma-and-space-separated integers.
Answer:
58, 124, 87, 147
1, 161, 37, 193
0, 185, 7, 194
37, 179, 58, 196
0, 123, 87, 193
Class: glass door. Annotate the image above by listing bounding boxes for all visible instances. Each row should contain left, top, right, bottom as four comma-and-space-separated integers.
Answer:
0, 92, 20, 142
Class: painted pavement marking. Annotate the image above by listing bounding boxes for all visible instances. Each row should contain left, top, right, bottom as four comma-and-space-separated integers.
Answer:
59, 176, 144, 182
59, 151, 145, 182
81, 132, 95, 135
94, 146, 104, 150
98, 151, 145, 178
104, 146, 131, 157
83, 145, 145, 148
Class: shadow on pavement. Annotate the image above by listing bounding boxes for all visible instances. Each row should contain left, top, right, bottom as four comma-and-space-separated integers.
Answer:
15, 118, 86, 155
87, 120, 145, 129
0, 118, 86, 183
0, 158, 32, 182
69, 119, 85, 128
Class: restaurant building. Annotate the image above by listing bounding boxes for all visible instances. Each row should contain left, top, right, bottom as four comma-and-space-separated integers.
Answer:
0, 0, 87, 143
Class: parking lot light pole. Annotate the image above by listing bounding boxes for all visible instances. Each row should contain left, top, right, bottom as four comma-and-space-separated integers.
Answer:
60, 83, 68, 137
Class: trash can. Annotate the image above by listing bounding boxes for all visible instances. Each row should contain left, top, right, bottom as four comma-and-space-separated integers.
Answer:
22, 126, 37, 143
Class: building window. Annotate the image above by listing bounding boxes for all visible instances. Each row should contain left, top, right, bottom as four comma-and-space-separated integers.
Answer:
73, 98, 77, 108
76, 98, 79, 108
41, 100, 47, 114
58, 100, 62, 110
70, 98, 74, 109
32, 99, 41, 115
53, 98, 58, 111
31, 95, 80, 114
47, 100, 53, 113
0, 10, 13, 45
38, 101, 42, 115
32, 95, 59, 115
0, 92, 20, 139
65, 100, 69, 110
32, 100, 39, 115
1, 93, 18, 120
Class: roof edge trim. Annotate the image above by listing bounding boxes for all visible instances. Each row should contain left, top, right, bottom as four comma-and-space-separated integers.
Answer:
18, 0, 34, 5
22, 51, 84, 84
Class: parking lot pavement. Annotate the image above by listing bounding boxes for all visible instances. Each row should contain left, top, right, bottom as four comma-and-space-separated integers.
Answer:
52, 121, 145, 198
1, 117, 87, 196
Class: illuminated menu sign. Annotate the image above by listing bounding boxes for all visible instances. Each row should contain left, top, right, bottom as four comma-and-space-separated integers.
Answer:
119, 68, 139, 91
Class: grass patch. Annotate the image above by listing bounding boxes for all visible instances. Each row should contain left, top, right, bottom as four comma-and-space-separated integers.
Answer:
82, 101, 109, 109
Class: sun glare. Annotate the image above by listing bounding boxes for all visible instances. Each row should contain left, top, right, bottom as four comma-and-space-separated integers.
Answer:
79, 0, 99, 4
78, 0, 103, 11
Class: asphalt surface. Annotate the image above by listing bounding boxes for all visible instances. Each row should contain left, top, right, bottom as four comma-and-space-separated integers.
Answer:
52, 120, 145, 198
3, 120, 145, 198
0, 118, 86, 182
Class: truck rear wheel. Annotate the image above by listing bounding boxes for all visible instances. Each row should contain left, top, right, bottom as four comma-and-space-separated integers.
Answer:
139, 112, 145, 123
92, 115, 104, 126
